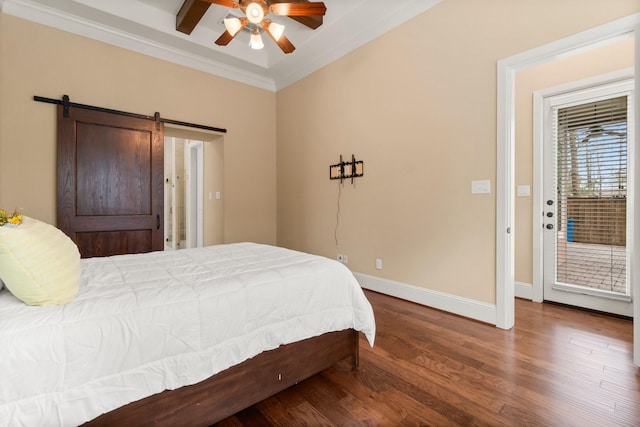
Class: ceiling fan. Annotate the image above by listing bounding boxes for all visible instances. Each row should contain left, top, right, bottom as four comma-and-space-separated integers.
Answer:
181, 0, 327, 54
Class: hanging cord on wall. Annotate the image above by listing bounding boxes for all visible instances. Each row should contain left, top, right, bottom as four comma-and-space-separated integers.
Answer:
334, 181, 342, 248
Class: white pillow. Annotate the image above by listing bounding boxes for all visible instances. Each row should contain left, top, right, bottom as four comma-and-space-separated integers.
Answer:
0, 216, 80, 305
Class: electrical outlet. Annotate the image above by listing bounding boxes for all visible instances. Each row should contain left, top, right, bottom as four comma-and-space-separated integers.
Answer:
337, 254, 348, 264
375, 258, 382, 270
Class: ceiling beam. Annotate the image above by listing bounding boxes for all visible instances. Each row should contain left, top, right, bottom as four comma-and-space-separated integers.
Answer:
176, 0, 212, 35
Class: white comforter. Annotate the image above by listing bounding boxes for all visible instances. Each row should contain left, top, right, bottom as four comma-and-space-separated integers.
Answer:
0, 243, 376, 426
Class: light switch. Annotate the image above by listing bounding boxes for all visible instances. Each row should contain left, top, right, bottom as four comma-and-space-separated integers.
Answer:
471, 180, 491, 194
215, 192, 221, 200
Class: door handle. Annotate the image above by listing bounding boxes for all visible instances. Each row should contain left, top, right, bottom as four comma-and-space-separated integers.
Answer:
157, 214, 160, 230
546, 224, 554, 230
546, 212, 553, 218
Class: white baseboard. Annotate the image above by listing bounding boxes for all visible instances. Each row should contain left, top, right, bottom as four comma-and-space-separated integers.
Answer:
354, 273, 497, 325
515, 281, 533, 300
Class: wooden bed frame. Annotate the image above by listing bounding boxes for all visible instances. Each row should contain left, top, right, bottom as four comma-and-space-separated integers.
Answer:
84, 329, 359, 426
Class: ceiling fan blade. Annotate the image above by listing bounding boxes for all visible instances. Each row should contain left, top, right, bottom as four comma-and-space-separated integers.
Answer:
215, 17, 248, 46
270, 2, 326, 17
201, 0, 239, 8
177, 0, 212, 34
262, 20, 295, 54
273, 33, 296, 54
177, 0, 239, 35
269, 0, 323, 29
215, 31, 236, 46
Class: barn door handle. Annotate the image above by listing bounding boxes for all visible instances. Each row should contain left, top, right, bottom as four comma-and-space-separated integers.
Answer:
156, 214, 160, 230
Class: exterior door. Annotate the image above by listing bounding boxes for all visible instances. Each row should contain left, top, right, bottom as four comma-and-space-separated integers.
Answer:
57, 105, 164, 258
542, 80, 633, 316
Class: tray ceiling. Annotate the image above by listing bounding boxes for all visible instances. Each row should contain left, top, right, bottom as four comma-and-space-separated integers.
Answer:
1, 0, 441, 91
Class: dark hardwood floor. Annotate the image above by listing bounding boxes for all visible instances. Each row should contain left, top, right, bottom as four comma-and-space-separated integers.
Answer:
216, 290, 639, 426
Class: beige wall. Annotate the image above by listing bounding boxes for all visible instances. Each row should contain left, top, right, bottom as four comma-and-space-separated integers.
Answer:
204, 138, 225, 245
515, 39, 634, 285
276, 0, 640, 304
0, 14, 277, 245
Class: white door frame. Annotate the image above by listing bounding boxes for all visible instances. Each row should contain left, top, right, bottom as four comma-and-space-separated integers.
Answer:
496, 13, 639, 365
164, 137, 178, 250
184, 140, 204, 248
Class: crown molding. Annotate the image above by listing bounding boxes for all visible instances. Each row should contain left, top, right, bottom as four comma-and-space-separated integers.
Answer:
1, 0, 277, 91
1, 0, 442, 92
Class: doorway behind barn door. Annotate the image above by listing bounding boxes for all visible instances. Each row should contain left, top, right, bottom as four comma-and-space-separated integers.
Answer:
163, 130, 225, 250
164, 137, 202, 250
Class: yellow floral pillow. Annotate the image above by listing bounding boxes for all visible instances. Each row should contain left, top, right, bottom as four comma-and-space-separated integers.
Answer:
0, 216, 80, 305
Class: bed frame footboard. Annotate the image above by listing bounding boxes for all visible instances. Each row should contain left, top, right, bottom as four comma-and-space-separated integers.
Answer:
84, 329, 359, 427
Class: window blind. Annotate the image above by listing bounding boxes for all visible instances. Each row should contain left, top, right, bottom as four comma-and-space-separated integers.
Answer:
554, 95, 628, 295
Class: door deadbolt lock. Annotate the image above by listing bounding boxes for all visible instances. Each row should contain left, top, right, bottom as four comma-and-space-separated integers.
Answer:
546, 224, 554, 230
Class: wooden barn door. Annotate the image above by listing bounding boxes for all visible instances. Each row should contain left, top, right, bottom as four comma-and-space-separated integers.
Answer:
57, 105, 164, 258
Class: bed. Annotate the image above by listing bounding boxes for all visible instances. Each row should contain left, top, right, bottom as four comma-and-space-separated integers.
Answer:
0, 242, 376, 426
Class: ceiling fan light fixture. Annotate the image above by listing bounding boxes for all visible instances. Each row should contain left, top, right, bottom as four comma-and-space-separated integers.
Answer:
223, 17, 243, 37
245, 2, 264, 24
250, 29, 264, 49
268, 22, 285, 41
